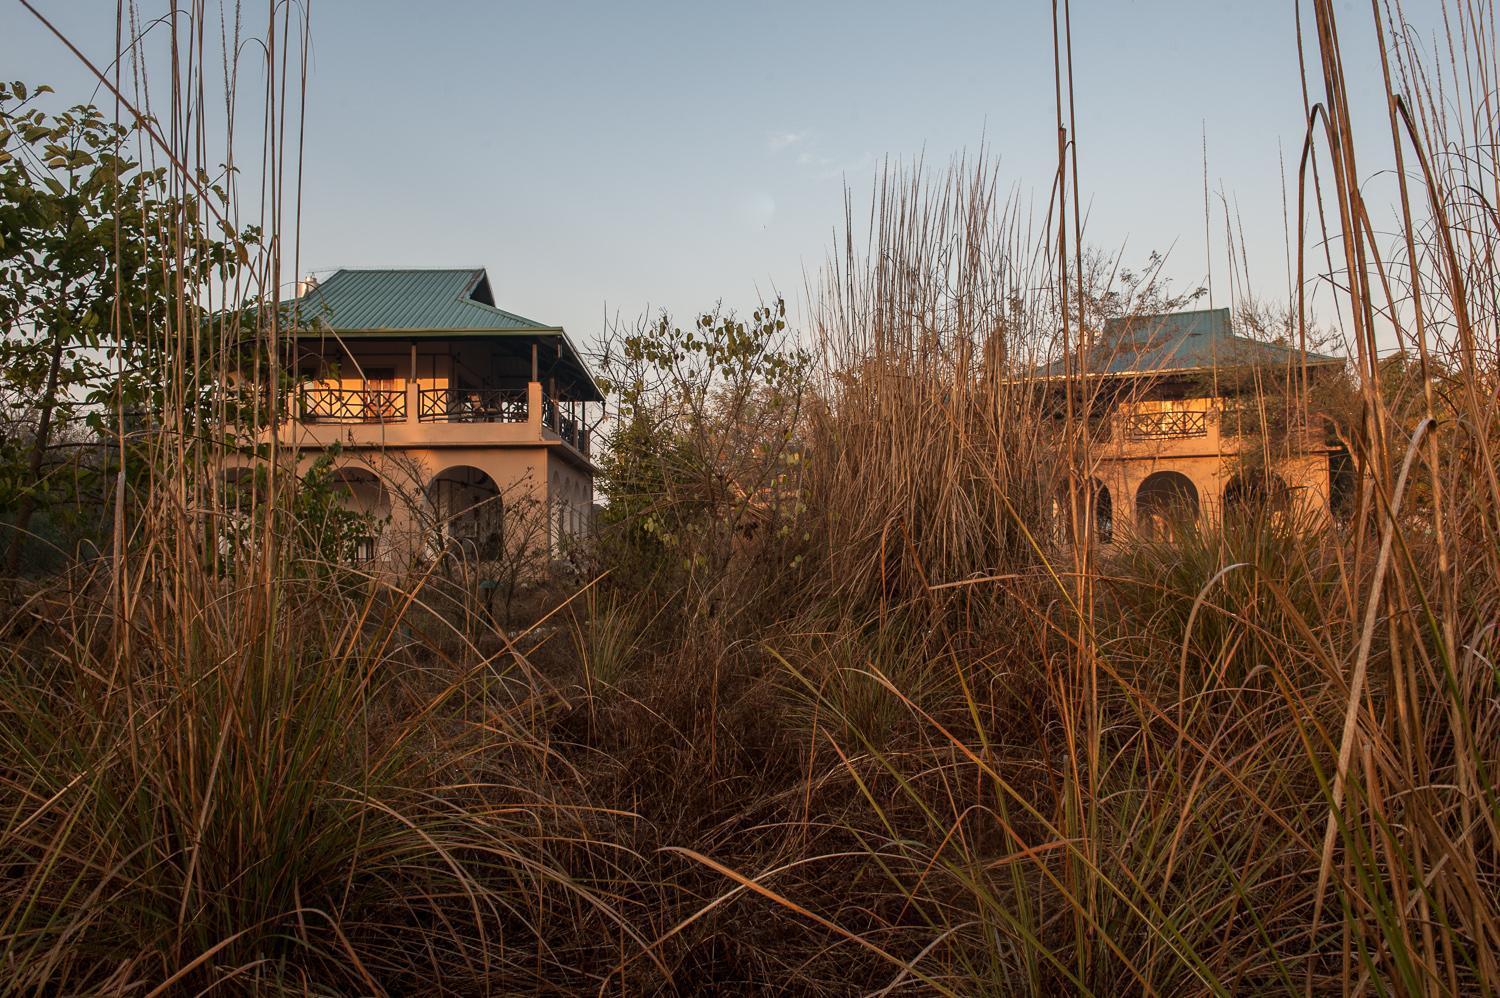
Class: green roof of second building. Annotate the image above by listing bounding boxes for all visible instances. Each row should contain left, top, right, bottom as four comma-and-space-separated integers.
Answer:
1034, 307, 1341, 378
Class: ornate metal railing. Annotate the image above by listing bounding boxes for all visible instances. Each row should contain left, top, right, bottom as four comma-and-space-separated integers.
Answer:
300, 386, 406, 423
1125, 409, 1208, 440
417, 387, 528, 423
542, 397, 590, 456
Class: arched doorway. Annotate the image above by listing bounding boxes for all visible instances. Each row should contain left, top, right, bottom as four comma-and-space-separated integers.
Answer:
221, 464, 275, 508
427, 465, 502, 560
1136, 471, 1199, 539
330, 467, 390, 561
1091, 479, 1113, 544
1223, 470, 1290, 522
1054, 478, 1114, 545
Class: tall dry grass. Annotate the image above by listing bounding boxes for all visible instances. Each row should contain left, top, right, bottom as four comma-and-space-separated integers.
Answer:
1, 3, 653, 992
1, 0, 1498, 994
684, 0, 1500, 992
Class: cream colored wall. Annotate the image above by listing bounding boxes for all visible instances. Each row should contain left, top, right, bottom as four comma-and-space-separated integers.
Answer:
356, 445, 552, 563
547, 456, 594, 554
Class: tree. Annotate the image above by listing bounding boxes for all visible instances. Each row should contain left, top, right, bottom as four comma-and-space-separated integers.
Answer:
596, 297, 812, 613
0, 81, 255, 573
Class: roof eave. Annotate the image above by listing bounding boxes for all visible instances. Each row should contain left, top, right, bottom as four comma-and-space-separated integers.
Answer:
293, 326, 566, 336
294, 324, 606, 402
1021, 354, 1345, 385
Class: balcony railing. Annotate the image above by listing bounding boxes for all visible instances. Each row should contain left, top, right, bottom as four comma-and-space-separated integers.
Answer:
1217, 403, 1326, 443
1125, 409, 1208, 440
418, 386, 528, 423
543, 398, 590, 456
301, 386, 406, 423
290, 382, 590, 455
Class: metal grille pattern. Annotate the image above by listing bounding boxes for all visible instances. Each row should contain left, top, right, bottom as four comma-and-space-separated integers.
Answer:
1125, 409, 1208, 440
417, 387, 528, 423
543, 398, 590, 455
301, 386, 406, 423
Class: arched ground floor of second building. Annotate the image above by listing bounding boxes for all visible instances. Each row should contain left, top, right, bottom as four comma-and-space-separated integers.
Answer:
1084, 449, 1336, 542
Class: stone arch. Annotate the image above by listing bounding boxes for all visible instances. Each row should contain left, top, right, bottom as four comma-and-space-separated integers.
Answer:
1092, 479, 1114, 544
1328, 449, 1357, 522
1136, 471, 1200, 539
1223, 469, 1291, 521
329, 466, 390, 517
1054, 478, 1114, 545
220, 464, 262, 505
427, 465, 503, 560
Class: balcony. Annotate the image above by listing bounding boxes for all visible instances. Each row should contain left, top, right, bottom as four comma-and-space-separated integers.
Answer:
1217, 403, 1328, 447
282, 381, 592, 460
1125, 409, 1208, 441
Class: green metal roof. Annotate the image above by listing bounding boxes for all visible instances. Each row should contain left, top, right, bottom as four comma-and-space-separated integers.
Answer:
292, 268, 549, 332
289, 268, 603, 401
1034, 307, 1341, 378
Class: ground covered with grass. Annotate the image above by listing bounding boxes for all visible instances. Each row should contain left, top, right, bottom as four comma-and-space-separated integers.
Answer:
3, 0, 1499, 993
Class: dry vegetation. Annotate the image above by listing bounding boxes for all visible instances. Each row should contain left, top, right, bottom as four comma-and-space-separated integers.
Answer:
2, 0, 1499, 993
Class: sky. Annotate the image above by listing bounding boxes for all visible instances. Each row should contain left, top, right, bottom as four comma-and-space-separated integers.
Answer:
3, 1, 1404, 353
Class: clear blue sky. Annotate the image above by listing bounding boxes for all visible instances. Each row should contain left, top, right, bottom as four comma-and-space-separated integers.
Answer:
5, 1, 1401, 350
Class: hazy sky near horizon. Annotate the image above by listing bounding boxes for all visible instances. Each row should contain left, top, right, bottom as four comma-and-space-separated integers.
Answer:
5, 1, 1404, 351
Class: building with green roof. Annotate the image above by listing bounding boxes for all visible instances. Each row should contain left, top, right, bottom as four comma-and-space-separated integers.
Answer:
232, 267, 601, 567
1037, 307, 1349, 542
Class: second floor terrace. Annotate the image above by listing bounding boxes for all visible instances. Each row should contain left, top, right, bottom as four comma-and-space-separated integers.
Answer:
1086, 396, 1333, 458
289, 378, 593, 455
1031, 307, 1345, 459
289, 377, 592, 455
255, 268, 602, 460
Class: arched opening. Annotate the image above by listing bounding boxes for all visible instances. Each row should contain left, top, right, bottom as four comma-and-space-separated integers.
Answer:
217, 466, 261, 562
1328, 449, 1357, 522
1091, 480, 1113, 544
330, 467, 390, 561
1054, 478, 1114, 545
220, 465, 267, 507
1136, 471, 1200, 540
427, 465, 502, 560
1223, 470, 1290, 522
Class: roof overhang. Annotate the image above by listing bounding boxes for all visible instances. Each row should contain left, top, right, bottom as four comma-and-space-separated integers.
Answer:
1020, 354, 1346, 387
292, 324, 604, 401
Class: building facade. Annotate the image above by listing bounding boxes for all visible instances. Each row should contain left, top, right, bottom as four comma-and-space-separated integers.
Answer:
1038, 307, 1346, 541
228, 268, 600, 566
